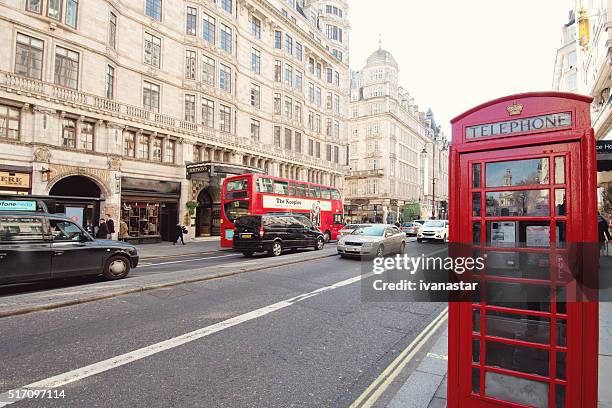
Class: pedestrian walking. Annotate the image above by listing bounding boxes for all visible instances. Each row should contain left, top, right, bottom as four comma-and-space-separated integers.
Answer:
598, 213, 611, 255
105, 214, 115, 240
119, 219, 129, 242
96, 218, 109, 239
174, 223, 186, 245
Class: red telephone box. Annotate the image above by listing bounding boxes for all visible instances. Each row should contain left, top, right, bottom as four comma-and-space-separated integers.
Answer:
447, 92, 599, 408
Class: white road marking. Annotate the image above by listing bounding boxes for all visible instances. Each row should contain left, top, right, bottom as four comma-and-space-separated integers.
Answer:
141, 253, 240, 268
0, 272, 371, 407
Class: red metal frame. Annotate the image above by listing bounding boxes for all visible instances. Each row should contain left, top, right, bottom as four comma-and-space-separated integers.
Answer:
448, 92, 598, 408
219, 173, 344, 248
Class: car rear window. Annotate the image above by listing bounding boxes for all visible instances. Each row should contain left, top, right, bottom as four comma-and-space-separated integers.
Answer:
0, 216, 47, 242
234, 216, 262, 228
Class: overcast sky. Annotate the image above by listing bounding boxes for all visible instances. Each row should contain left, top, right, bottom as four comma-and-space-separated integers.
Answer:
348, 0, 573, 137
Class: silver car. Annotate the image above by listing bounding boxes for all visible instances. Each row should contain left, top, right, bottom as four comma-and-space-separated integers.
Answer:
337, 224, 407, 258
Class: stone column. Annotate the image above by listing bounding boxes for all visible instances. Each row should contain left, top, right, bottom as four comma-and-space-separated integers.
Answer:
149, 132, 157, 161
19, 103, 30, 142
76, 116, 84, 150
94, 119, 105, 153
106, 156, 123, 240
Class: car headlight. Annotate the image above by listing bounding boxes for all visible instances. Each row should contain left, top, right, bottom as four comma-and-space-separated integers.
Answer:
128, 247, 138, 255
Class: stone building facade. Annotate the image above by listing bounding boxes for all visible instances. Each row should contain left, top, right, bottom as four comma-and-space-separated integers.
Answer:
0, 0, 350, 241
346, 47, 449, 223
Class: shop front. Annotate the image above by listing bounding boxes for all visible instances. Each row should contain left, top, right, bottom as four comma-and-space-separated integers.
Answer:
120, 177, 180, 243
0, 166, 32, 195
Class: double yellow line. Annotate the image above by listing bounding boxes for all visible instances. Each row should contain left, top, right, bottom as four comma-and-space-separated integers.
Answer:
350, 307, 449, 408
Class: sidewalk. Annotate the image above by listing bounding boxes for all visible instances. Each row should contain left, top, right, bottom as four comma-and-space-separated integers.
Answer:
387, 302, 612, 408
135, 237, 223, 259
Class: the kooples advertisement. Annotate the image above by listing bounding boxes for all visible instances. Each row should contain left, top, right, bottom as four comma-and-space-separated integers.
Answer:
262, 195, 332, 227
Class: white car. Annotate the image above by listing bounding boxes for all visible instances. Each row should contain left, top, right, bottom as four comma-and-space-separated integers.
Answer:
417, 220, 448, 243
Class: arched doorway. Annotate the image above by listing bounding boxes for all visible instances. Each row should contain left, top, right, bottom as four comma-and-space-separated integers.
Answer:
195, 188, 213, 237
49, 175, 104, 232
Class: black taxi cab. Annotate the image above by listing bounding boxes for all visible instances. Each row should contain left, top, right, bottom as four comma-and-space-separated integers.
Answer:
0, 197, 138, 284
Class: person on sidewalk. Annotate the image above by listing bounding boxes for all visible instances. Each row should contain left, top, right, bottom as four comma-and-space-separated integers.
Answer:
105, 214, 115, 240
174, 223, 186, 245
598, 213, 611, 254
96, 218, 109, 239
119, 219, 129, 242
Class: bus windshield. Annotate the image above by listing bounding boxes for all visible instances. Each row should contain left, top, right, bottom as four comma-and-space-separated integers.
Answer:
223, 200, 249, 222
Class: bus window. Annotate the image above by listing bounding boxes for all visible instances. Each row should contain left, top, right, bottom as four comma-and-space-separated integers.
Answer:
227, 179, 248, 192
274, 181, 289, 195
223, 200, 250, 222
321, 188, 331, 199
307, 186, 316, 198
296, 184, 307, 197
288, 182, 296, 196
333, 214, 343, 224
331, 189, 340, 200
256, 178, 273, 193
313, 186, 321, 198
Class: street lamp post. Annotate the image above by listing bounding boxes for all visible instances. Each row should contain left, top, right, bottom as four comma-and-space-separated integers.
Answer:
422, 140, 448, 219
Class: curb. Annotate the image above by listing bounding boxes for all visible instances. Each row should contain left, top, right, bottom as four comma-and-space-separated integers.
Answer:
139, 249, 231, 260
0, 252, 337, 319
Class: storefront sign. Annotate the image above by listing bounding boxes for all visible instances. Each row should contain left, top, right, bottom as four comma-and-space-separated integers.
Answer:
0, 172, 30, 189
0, 200, 36, 211
263, 195, 332, 211
466, 112, 572, 140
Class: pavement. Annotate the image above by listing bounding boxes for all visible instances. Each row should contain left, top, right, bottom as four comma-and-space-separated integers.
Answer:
135, 237, 223, 259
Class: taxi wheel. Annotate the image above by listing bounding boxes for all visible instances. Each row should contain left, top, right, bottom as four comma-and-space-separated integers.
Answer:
314, 237, 324, 250
102, 255, 130, 280
268, 241, 283, 257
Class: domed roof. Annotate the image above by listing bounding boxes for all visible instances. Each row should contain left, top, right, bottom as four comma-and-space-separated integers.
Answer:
366, 47, 398, 67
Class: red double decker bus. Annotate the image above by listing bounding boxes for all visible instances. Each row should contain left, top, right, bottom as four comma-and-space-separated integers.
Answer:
220, 173, 344, 248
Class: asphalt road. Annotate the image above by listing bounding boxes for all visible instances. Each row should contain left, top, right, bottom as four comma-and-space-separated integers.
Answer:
0, 241, 445, 408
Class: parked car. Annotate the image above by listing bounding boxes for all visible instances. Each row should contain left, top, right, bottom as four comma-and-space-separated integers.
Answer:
338, 223, 365, 237
232, 214, 325, 257
337, 224, 406, 258
400, 222, 420, 236
417, 220, 449, 243
0, 200, 138, 284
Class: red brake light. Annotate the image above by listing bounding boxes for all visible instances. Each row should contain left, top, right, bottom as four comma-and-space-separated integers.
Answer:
259, 226, 264, 236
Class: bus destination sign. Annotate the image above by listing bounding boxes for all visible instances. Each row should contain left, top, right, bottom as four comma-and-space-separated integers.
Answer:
466, 112, 572, 140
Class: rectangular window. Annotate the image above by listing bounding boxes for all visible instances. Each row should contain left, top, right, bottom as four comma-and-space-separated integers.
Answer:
108, 12, 117, 48
144, 32, 161, 68
284, 96, 292, 117
186, 6, 197, 35
201, 55, 215, 85
285, 34, 293, 55
219, 64, 232, 92
0, 217, 46, 242
295, 132, 302, 153
334, 71, 340, 86
138, 134, 149, 159
284, 64, 292, 86
47, 0, 61, 20
308, 82, 314, 102
54, 46, 79, 89
295, 42, 302, 61
185, 50, 196, 80
220, 24, 232, 53
65, 0, 78, 28
326, 144, 332, 161
80, 122, 93, 151
334, 145, 339, 163
250, 84, 261, 109
165, 139, 175, 163
15, 33, 43, 80
294, 102, 302, 123
251, 16, 261, 39
184, 94, 196, 123
274, 93, 281, 114
62, 118, 76, 148
316, 141, 321, 158
326, 68, 333, 83
203, 14, 215, 44
221, 0, 232, 14
274, 60, 282, 82
250, 119, 260, 141
251, 48, 261, 74
201, 98, 214, 128
274, 31, 282, 49
146, 0, 162, 21
315, 87, 321, 106
152, 137, 162, 161
143, 81, 160, 112
0, 105, 20, 140
284, 128, 292, 150
486, 158, 549, 187
316, 63, 321, 79
308, 139, 314, 156
219, 104, 231, 132
333, 94, 340, 113
124, 131, 135, 157
26, 0, 42, 13
274, 126, 281, 147
295, 70, 302, 91
105, 65, 114, 99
